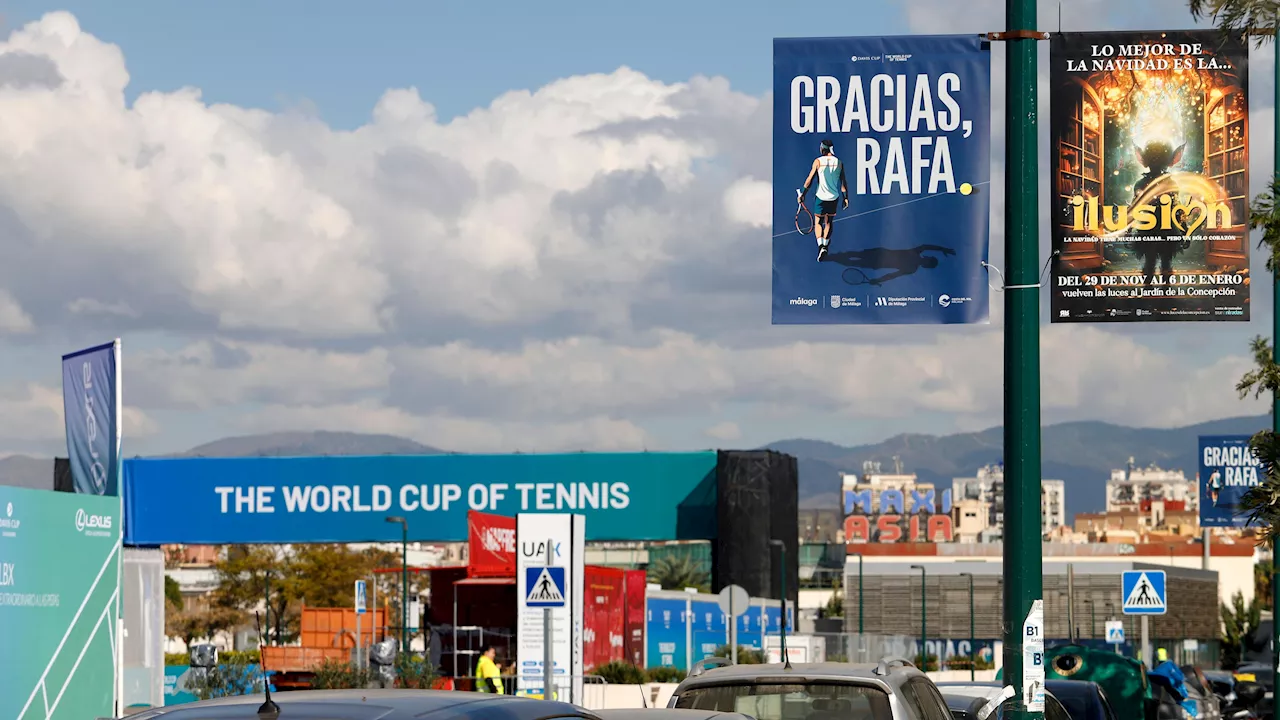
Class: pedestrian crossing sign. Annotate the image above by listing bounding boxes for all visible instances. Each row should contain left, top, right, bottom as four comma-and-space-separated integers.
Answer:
525, 565, 567, 608
1105, 620, 1124, 644
1121, 570, 1166, 615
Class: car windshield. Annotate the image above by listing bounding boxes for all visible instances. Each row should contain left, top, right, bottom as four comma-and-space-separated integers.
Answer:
673, 682, 893, 720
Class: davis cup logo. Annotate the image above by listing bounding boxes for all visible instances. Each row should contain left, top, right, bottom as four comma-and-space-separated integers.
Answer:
5, 502, 10, 517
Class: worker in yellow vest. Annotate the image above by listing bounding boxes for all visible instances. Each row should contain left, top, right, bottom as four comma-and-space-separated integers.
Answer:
475, 645, 504, 694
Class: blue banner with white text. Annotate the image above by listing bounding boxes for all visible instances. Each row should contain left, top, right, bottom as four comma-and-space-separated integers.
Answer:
1199, 434, 1263, 528
61, 341, 120, 496
122, 452, 718, 545
772, 34, 991, 324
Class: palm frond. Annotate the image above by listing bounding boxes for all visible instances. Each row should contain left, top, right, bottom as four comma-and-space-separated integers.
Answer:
1189, 0, 1280, 48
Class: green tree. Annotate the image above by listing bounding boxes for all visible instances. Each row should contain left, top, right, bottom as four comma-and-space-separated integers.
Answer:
1187, 1, 1280, 541
823, 575, 844, 618
165, 605, 244, 651
212, 543, 403, 643
648, 555, 709, 591
186, 653, 264, 700
1189, 0, 1280, 46
165, 575, 185, 611
1221, 589, 1262, 668
1256, 561, 1274, 610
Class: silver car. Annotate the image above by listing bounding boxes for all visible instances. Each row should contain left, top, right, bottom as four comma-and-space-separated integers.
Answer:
665, 658, 953, 720
119, 689, 605, 720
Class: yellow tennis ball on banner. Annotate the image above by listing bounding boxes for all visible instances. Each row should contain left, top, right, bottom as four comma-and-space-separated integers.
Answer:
959, 182, 974, 195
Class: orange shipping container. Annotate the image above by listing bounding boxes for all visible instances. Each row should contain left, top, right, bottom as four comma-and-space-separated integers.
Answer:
261, 645, 351, 673
297, 604, 389, 649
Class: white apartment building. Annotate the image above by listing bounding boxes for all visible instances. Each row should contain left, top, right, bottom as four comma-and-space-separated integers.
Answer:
951, 463, 1067, 540
1105, 458, 1198, 512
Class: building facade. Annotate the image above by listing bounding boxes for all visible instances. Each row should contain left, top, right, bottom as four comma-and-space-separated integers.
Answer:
1106, 458, 1198, 512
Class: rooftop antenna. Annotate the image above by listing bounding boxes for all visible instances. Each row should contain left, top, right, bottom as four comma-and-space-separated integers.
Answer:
254, 611, 280, 717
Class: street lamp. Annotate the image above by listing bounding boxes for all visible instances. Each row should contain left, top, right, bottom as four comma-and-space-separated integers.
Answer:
386, 516, 408, 651
909, 565, 927, 670
958, 572, 975, 681
1083, 599, 1097, 639
850, 551, 865, 661
770, 539, 788, 666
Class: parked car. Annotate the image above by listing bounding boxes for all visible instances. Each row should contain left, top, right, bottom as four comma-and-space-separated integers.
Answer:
666, 658, 951, 720
1044, 679, 1120, 720
595, 710, 755, 720
934, 682, 1070, 720
120, 689, 605, 720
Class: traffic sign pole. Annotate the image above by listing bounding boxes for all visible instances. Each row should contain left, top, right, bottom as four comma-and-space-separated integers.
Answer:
1141, 616, 1149, 668
544, 537, 554, 700
1120, 570, 1166, 666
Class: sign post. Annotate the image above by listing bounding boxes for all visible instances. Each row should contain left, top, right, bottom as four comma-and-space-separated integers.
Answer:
1104, 620, 1125, 653
717, 585, 749, 665
525, 552, 567, 700
1122, 570, 1166, 668
355, 580, 367, 668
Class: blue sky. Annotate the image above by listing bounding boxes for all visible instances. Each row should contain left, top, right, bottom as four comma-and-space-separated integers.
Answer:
0, 0, 907, 128
0, 0, 1271, 460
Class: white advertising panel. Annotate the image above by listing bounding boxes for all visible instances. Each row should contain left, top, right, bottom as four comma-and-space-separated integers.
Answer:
515, 513, 584, 703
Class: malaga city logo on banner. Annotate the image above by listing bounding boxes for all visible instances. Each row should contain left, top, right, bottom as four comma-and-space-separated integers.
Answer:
771, 34, 992, 325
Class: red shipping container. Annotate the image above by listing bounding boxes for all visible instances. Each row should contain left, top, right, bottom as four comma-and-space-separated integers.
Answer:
623, 569, 646, 667
467, 510, 517, 577
583, 565, 626, 671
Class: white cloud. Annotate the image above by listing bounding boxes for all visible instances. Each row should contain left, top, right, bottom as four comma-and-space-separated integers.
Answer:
238, 400, 652, 453
0, 290, 33, 333
705, 421, 742, 441
128, 340, 392, 411
0, 10, 1266, 459
0, 381, 157, 448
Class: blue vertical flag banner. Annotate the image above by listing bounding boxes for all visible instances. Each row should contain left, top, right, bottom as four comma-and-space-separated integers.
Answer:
772, 34, 992, 324
1198, 434, 1262, 528
61, 340, 122, 496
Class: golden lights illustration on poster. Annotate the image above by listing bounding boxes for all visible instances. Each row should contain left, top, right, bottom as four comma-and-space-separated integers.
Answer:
1049, 30, 1250, 323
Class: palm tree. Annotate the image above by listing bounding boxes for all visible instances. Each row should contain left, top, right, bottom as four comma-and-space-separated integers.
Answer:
1220, 590, 1262, 668
1189, 1, 1280, 44
648, 555, 709, 591
1189, 0, 1280, 541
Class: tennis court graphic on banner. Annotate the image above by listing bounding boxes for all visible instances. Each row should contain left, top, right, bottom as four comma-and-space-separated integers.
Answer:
1, 485, 122, 720
1049, 30, 1250, 323
1199, 435, 1263, 528
771, 34, 992, 325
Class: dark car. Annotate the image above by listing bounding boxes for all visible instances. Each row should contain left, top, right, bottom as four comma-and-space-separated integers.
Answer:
1044, 679, 1119, 720
595, 711, 755, 720
936, 683, 1070, 720
121, 689, 604, 720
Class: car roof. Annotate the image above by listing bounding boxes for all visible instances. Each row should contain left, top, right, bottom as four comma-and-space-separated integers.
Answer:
124, 689, 601, 720
595, 711, 754, 720
941, 693, 992, 715
937, 685, 1005, 702
675, 662, 920, 691
1045, 679, 1099, 691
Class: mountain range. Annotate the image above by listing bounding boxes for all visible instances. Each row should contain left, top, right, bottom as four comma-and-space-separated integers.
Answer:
0, 417, 1267, 518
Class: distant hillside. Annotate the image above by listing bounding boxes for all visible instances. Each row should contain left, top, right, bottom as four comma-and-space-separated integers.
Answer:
773, 414, 1270, 517
2, 417, 1268, 519
177, 431, 443, 458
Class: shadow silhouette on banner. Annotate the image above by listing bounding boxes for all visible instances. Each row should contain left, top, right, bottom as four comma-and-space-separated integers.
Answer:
824, 244, 956, 286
